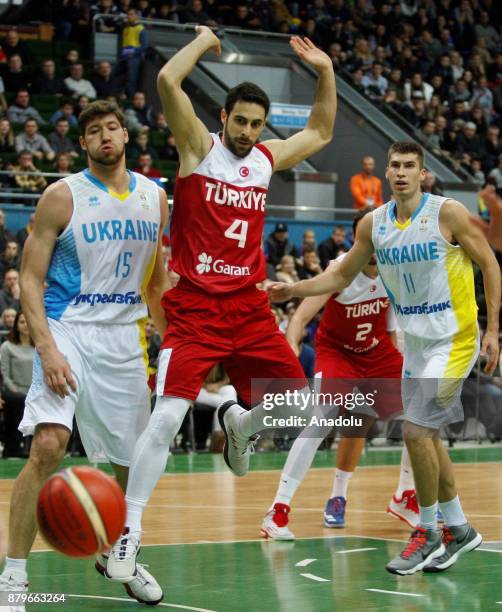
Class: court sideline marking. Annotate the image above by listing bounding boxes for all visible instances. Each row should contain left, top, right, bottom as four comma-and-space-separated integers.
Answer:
65, 593, 217, 611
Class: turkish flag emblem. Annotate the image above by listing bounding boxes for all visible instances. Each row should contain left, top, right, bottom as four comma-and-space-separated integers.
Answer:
239, 166, 250, 177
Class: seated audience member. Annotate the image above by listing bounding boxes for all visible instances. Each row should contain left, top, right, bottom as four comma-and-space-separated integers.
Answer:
124, 91, 154, 133
47, 118, 79, 158
64, 63, 97, 99
276, 254, 300, 284
7, 90, 46, 125
1, 29, 33, 65
0, 118, 15, 154
76, 95, 90, 116
318, 226, 349, 269
0, 307, 16, 334
91, 60, 122, 98
1, 54, 30, 92
128, 131, 158, 161
0, 269, 20, 313
134, 153, 162, 181
160, 132, 179, 162
50, 100, 78, 128
11, 150, 47, 193
153, 112, 169, 134
0, 311, 35, 457
52, 152, 74, 179
32, 58, 70, 96
299, 229, 317, 256
0, 210, 15, 254
16, 213, 34, 248
266, 223, 298, 267
279, 301, 297, 333
298, 248, 322, 279
15, 119, 55, 161
0, 241, 20, 278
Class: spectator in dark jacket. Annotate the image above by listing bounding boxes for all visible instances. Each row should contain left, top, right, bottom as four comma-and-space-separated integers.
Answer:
266, 223, 298, 267
0, 269, 20, 313
318, 226, 348, 269
32, 59, 70, 96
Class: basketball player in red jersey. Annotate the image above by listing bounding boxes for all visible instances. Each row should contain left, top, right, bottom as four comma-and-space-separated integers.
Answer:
106, 26, 337, 581
261, 209, 418, 540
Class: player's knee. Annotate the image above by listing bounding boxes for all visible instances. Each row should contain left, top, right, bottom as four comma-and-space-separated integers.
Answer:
29, 425, 70, 473
402, 421, 435, 440
149, 398, 189, 444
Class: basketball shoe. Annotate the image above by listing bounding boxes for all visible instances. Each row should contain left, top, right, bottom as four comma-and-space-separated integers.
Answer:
324, 496, 346, 528
218, 401, 259, 477
387, 489, 419, 528
0, 568, 28, 612
423, 524, 482, 572
385, 527, 445, 575
106, 527, 141, 582
96, 553, 163, 605
261, 503, 295, 540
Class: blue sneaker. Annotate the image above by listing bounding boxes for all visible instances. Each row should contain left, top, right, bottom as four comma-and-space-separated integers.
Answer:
324, 496, 346, 528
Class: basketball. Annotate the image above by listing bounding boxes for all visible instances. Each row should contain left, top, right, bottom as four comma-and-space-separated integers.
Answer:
36, 466, 126, 558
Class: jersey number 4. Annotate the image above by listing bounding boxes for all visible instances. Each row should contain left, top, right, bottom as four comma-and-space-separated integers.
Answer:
224, 219, 248, 248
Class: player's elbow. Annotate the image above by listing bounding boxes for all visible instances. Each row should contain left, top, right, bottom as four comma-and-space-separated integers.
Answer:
157, 69, 177, 92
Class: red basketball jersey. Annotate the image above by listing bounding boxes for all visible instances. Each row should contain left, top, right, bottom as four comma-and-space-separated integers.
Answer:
170, 133, 274, 293
316, 256, 396, 354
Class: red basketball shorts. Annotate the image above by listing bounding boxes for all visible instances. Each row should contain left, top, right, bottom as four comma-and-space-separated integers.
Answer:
157, 284, 306, 406
314, 339, 403, 420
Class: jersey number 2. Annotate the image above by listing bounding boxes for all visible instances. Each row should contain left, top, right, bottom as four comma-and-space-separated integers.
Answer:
355, 322, 372, 342
224, 219, 248, 248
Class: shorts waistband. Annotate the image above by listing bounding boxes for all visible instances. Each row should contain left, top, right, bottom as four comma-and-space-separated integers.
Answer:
176, 277, 262, 299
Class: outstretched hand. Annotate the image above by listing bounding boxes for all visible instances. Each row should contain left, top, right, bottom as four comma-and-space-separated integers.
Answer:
289, 36, 332, 72
471, 186, 502, 251
195, 25, 221, 56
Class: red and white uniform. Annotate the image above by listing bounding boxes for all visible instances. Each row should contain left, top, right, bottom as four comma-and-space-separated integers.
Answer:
170, 133, 272, 292
159, 134, 305, 405
315, 255, 403, 419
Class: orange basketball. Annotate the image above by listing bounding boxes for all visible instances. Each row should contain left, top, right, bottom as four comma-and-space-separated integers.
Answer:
37, 466, 126, 558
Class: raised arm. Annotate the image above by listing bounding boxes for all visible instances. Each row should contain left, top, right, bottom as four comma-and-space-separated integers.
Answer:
263, 37, 336, 172
269, 214, 374, 302
144, 189, 171, 337
20, 181, 77, 398
441, 199, 501, 374
157, 26, 220, 176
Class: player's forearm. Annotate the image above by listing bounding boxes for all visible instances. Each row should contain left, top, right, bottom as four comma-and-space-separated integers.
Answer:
20, 274, 57, 354
290, 267, 347, 298
146, 288, 167, 337
306, 65, 337, 143
285, 313, 308, 348
481, 260, 501, 333
158, 35, 214, 87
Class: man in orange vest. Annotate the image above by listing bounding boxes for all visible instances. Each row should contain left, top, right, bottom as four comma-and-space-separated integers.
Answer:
350, 155, 383, 209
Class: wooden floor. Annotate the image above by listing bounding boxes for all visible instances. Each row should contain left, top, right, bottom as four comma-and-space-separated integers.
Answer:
1, 461, 501, 551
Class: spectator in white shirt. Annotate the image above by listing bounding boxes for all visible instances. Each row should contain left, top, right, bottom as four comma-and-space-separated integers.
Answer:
64, 63, 97, 99
14, 119, 55, 161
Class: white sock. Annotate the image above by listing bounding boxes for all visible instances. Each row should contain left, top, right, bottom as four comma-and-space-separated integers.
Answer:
331, 469, 353, 499
124, 396, 190, 532
4, 557, 27, 576
439, 495, 467, 527
271, 434, 327, 509
419, 502, 438, 530
273, 476, 301, 507
395, 445, 415, 498
125, 497, 145, 533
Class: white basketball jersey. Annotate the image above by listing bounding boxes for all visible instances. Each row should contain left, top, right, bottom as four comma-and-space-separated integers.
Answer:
372, 193, 478, 340
44, 170, 161, 324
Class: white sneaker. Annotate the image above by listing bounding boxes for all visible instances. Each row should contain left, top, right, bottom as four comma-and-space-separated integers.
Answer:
0, 568, 28, 612
261, 503, 295, 541
96, 554, 163, 605
387, 489, 419, 529
218, 401, 258, 477
105, 528, 141, 582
